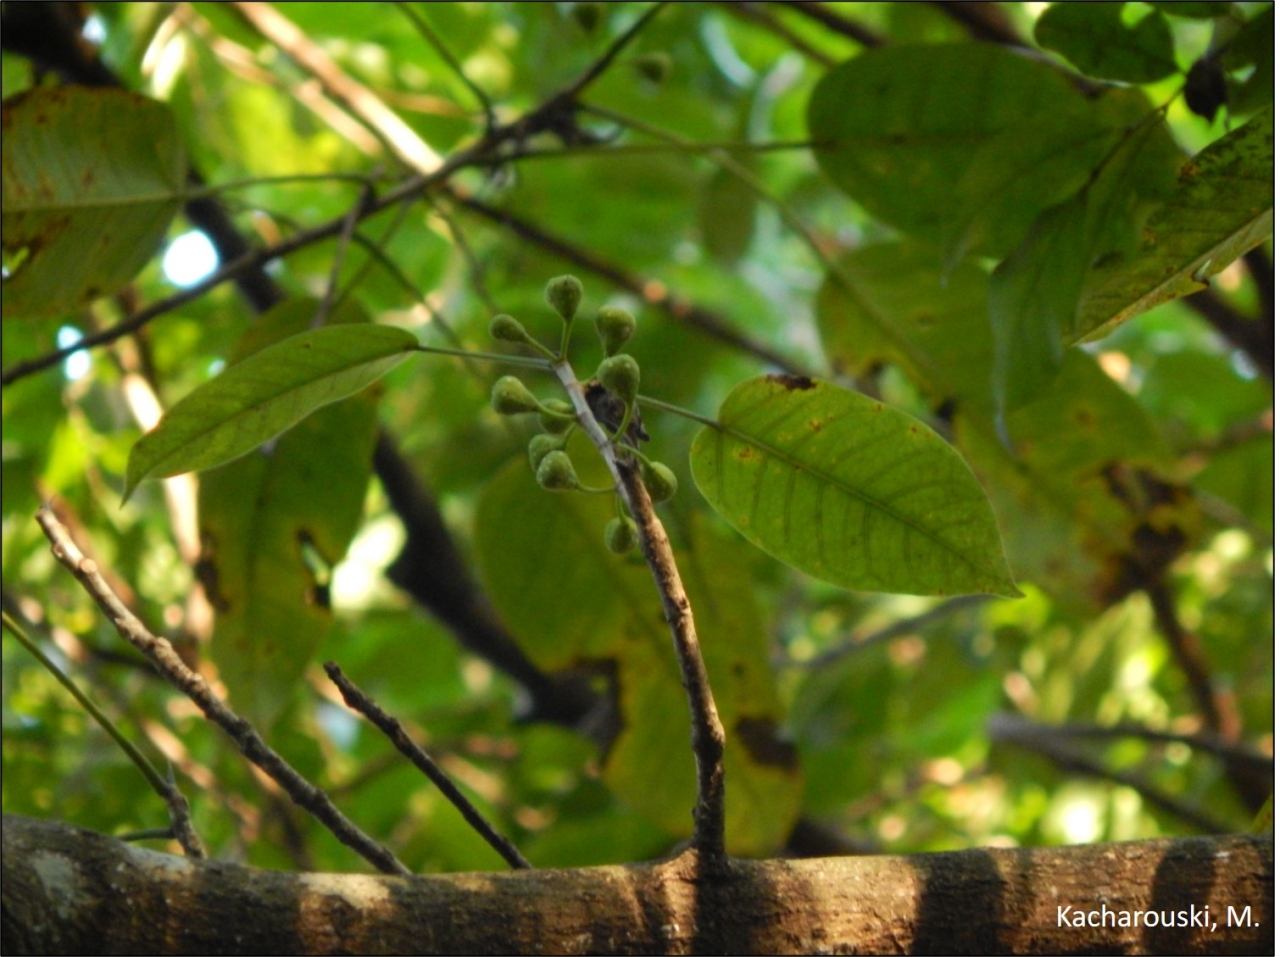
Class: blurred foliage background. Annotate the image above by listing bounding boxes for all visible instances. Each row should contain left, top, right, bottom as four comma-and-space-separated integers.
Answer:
1, 1, 1272, 874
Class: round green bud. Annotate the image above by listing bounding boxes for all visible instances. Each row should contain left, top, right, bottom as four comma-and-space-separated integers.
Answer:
491, 375, 541, 416
536, 450, 580, 491
570, 1, 604, 32
597, 354, 640, 407
545, 275, 584, 322
595, 306, 635, 358
539, 398, 576, 435
642, 460, 678, 504
489, 314, 527, 343
604, 516, 638, 554
632, 52, 672, 85
527, 433, 567, 472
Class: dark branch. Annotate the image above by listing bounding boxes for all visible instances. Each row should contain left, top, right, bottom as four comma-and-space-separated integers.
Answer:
324, 662, 532, 870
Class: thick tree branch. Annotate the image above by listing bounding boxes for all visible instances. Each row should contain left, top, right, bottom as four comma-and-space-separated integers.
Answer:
5, 814, 1271, 955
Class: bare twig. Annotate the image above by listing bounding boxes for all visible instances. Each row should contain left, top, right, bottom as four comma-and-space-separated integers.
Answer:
781, 0, 886, 48
231, 1, 443, 173
803, 595, 992, 669
324, 663, 532, 870
394, 1, 496, 133
2, 609, 205, 859
550, 360, 727, 866
34, 506, 411, 877
717, 2, 836, 67
988, 713, 1234, 834
1144, 578, 1240, 741
313, 182, 376, 328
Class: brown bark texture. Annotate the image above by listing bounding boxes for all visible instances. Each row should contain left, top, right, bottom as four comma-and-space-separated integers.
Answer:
2, 814, 1271, 955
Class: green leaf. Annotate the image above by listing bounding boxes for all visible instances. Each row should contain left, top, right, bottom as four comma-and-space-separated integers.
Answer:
690, 376, 1020, 598
807, 44, 1123, 262
2, 87, 185, 319
197, 300, 381, 727
1146, 2, 1233, 18
124, 323, 418, 500
991, 102, 1181, 415
1034, 3, 1178, 84
475, 459, 803, 854
815, 241, 995, 413
1076, 111, 1274, 343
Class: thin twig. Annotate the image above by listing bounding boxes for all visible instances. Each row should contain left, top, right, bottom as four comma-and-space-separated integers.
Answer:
1144, 578, 1240, 740
394, 1, 495, 133
717, 2, 836, 67
34, 506, 411, 877
550, 360, 727, 866
313, 182, 375, 328
2, 609, 205, 859
988, 713, 1233, 834
804, 595, 993, 669
782, 0, 886, 48
324, 662, 532, 870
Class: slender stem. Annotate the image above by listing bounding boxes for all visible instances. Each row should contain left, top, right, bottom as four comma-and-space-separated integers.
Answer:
324, 662, 531, 870
34, 506, 411, 877
415, 345, 553, 369
2, 610, 206, 859
550, 360, 727, 866
636, 394, 720, 430
394, 1, 496, 132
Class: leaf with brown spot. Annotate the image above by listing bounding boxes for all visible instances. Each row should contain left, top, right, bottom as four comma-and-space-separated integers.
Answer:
690, 376, 1020, 597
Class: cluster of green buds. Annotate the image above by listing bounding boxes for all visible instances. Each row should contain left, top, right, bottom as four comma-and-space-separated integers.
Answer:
488, 275, 680, 554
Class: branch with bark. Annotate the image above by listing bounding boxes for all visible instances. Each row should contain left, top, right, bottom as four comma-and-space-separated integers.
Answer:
4, 814, 1271, 955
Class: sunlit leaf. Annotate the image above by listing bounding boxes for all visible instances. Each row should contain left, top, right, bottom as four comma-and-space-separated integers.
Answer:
2, 87, 185, 319
1034, 2, 1178, 84
1076, 111, 1274, 342
198, 300, 381, 727
690, 375, 1020, 597
124, 324, 418, 499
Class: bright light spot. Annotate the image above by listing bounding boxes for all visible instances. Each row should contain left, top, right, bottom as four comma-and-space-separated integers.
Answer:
57, 326, 90, 381
162, 231, 219, 287
207, 358, 225, 377
82, 14, 107, 44
1212, 529, 1250, 562
1058, 793, 1104, 844
1097, 351, 1131, 385
316, 701, 360, 749
331, 515, 404, 610
877, 814, 907, 841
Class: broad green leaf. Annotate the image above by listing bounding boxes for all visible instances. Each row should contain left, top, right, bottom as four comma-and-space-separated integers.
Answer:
2, 87, 185, 319
958, 350, 1199, 611
1034, 3, 1178, 84
1076, 111, 1274, 343
124, 323, 418, 499
991, 103, 1181, 415
690, 376, 1019, 598
1147, 2, 1233, 18
815, 241, 994, 413
198, 300, 381, 727
807, 44, 1124, 262
476, 459, 803, 854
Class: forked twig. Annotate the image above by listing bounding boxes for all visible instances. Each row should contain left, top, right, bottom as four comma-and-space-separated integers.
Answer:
35, 505, 411, 877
